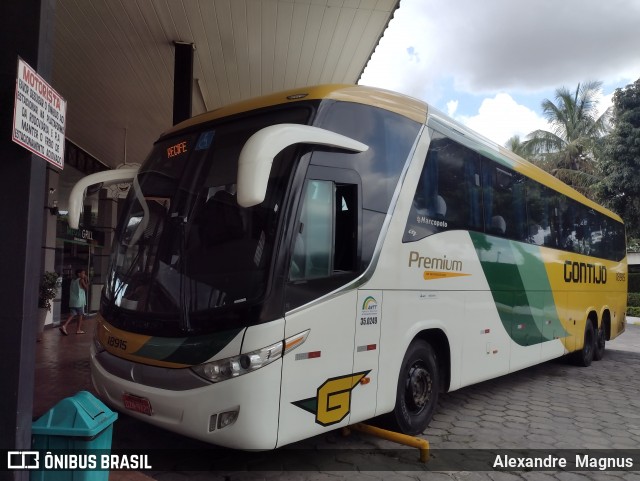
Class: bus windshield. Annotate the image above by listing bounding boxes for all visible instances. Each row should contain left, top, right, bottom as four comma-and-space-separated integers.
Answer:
105, 107, 312, 329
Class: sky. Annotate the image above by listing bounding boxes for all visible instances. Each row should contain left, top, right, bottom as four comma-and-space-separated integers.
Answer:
359, 0, 640, 147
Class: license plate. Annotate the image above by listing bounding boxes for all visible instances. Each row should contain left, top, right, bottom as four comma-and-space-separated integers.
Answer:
122, 393, 153, 416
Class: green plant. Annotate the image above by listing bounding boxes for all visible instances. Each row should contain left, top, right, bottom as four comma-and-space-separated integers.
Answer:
627, 238, 640, 253
38, 271, 60, 311
628, 292, 640, 308
627, 306, 640, 318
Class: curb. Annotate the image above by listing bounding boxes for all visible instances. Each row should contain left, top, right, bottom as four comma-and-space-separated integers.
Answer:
627, 316, 640, 326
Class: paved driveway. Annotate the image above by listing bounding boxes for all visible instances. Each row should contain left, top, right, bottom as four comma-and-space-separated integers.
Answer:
422, 325, 640, 451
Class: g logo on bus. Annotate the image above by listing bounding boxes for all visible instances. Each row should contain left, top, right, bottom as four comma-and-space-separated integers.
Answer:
292, 371, 370, 426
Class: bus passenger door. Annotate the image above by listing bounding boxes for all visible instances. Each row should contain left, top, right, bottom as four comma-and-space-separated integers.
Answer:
278, 295, 358, 447
278, 173, 364, 447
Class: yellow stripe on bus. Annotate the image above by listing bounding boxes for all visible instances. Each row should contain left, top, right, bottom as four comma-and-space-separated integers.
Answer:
96, 316, 191, 369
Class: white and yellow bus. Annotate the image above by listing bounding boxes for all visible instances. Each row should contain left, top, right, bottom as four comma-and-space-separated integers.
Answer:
69, 84, 627, 450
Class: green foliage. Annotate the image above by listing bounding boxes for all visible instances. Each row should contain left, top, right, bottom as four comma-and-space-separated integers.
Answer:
628, 292, 640, 307
523, 81, 610, 199
628, 238, 640, 253
627, 306, 640, 317
600, 78, 640, 238
505, 135, 533, 159
38, 271, 60, 311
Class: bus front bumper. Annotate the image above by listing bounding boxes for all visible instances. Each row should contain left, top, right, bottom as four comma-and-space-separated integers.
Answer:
90, 344, 282, 450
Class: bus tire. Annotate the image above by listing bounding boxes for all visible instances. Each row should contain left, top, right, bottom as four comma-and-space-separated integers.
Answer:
593, 323, 605, 361
390, 339, 439, 435
573, 319, 595, 367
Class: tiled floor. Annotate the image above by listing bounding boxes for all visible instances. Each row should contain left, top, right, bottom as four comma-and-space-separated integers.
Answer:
33, 316, 96, 418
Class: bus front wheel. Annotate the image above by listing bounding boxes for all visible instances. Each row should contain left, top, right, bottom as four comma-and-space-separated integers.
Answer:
390, 339, 439, 435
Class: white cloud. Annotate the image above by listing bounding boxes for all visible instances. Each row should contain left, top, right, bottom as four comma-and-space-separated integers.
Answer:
595, 90, 615, 119
359, 3, 439, 99
359, 0, 638, 149
446, 100, 459, 117
361, 0, 640, 96
456, 93, 549, 146
444, 0, 640, 93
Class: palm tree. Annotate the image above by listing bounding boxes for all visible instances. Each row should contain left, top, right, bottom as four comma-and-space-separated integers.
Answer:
505, 135, 529, 157
524, 81, 610, 195
505, 134, 542, 163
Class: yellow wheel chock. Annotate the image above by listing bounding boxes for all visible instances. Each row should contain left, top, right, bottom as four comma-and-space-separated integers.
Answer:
342, 423, 430, 463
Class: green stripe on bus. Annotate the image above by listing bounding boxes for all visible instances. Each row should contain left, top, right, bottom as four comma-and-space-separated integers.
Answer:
134, 328, 243, 366
511, 242, 567, 341
131, 335, 185, 360
469, 232, 567, 346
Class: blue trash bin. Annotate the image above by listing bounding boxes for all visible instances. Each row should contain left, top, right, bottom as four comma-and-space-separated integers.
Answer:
31, 391, 118, 481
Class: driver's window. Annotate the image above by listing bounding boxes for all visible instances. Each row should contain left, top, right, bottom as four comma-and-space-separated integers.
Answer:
289, 179, 358, 282
286, 176, 359, 309
290, 180, 333, 280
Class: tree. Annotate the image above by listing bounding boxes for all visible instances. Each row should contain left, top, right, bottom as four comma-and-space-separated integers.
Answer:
504, 135, 532, 159
599, 78, 640, 238
524, 81, 610, 196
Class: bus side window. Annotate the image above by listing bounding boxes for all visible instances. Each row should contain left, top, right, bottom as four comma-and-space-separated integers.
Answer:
561, 199, 625, 260
314, 101, 419, 215
482, 160, 527, 241
557, 196, 575, 252
526, 179, 559, 247
403, 133, 482, 242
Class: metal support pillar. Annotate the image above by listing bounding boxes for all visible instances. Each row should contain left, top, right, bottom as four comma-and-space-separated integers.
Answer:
0, 2, 55, 480
173, 41, 194, 125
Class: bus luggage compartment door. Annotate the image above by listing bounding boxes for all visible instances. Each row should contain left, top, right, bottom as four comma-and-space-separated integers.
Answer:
351, 290, 382, 422
277, 292, 359, 447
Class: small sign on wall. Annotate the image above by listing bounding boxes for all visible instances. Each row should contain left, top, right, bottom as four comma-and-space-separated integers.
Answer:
12, 57, 67, 169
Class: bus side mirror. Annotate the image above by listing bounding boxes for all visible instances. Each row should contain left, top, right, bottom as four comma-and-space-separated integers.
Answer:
68, 167, 139, 229
237, 124, 368, 207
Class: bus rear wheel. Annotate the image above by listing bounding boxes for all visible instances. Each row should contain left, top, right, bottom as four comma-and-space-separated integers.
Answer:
573, 319, 595, 367
390, 339, 439, 435
594, 323, 606, 361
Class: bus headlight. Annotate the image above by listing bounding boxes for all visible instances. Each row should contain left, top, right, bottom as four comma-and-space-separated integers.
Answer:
191, 330, 309, 383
